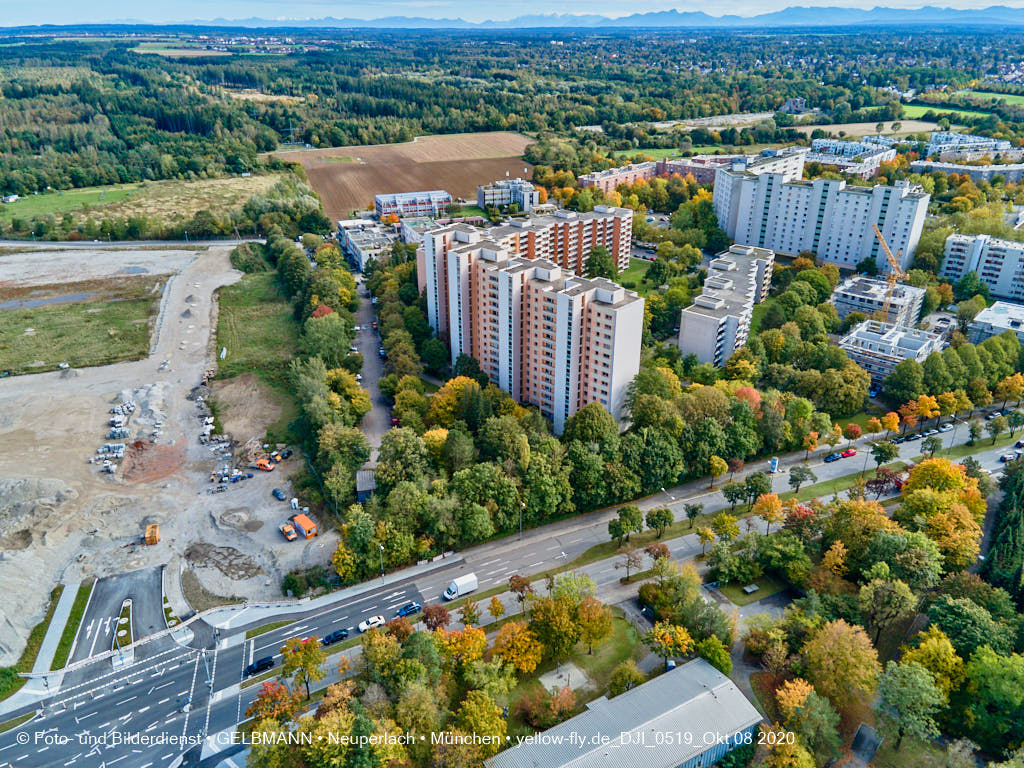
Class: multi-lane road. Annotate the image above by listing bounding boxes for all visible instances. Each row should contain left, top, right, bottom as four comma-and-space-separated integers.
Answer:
0, 419, 1016, 768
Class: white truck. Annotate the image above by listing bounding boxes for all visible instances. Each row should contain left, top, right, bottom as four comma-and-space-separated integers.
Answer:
443, 573, 479, 601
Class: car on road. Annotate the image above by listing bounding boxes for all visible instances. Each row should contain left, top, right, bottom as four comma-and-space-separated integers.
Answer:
358, 615, 385, 632
906, 433, 923, 441
824, 452, 842, 463
279, 523, 297, 541
245, 656, 274, 677
939, 424, 953, 432
321, 629, 350, 645
272, 488, 287, 501
1000, 454, 1017, 463
891, 436, 905, 444
395, 601, 422, 618
841, 448, 857, 458
924, 429, 939, 437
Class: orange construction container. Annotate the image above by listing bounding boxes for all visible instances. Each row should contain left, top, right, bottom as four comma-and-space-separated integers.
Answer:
145, 524, 160, 545
290, 514, 318, 539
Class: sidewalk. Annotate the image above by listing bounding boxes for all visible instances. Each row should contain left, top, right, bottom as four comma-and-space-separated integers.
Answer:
30, 580, 81, 675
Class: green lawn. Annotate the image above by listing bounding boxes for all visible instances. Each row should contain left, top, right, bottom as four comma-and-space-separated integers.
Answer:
51, 579, 94, 670
719, 574, 787, 606
245, 620, 294, 640
780, 460, 907, 504
902, 103, 992, 120
750, 296, 779, 334
0, 184, 140, 222
961, 89, 1024, 106
616, 257, 659, 296
450, 204, 487, 218
918, 428, 1021, 461
872, 735, 947, 768
612, 147, 684, 161
0, 278, 161, 374
213, 271, 301, 439
0, 712, 36, 735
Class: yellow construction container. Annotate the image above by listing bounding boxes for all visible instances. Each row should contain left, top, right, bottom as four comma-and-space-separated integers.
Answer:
145, 524, 160, 546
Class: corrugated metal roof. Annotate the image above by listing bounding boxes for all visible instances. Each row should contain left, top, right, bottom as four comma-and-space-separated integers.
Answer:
486, 659, 763, 768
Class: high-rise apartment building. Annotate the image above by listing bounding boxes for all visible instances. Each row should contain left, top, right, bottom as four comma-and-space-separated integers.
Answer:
941, 233, 1024, 302
967, 301, 1024, 345
420, 207, 633, 336
677, 245, 775, 367
713, 148, 928, 271
422, 238, 643, 433
477, 178, 541, 212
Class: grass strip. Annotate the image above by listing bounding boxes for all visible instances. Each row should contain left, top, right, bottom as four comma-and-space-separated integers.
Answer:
50, 579, 95, 670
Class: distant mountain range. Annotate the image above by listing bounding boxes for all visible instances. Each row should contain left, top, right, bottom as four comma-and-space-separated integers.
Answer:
169, 5, 1024, 30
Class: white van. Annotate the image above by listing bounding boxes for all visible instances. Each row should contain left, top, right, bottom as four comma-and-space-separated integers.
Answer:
443, 573, 479, 600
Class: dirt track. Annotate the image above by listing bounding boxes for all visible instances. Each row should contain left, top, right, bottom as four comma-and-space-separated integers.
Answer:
0, 244, 336, 664
270, 132, 534, 221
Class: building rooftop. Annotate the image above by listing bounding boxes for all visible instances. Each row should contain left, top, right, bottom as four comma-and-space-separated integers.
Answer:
972, 301, 1024, 330
841, 320, 943, 356
485, 659, 763, 768
833, 276, 925, 304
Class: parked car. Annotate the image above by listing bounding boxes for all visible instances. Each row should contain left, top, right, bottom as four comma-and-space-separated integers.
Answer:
245, 656, 274, 677
280, 448, 293, 460
891, 436, 905, 444
358, 615, 386, 633
396, 601, 422, 618
841, 448, 857, 458
906, 433, 923, 441
391, 417, 399, 426
1016, 439, 1024, 449
355, 373, 363, 382
924, 429, 939, 437
1000, 454, 1017, 463
272, 488, 286, 501
279, 523, 297, 541
321, 629, 350, 646
938, 424, 953, 433
824, 452, 842, 463
987, 411, 1002, 421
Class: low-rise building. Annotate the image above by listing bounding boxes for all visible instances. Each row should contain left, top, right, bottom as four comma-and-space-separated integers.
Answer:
399, 216, 438, 245
941, 233, 1024, 302
374, 190, 452, 218
477, 178, 540, 212
678, 245, 775, 367
831, 276, 926, 327
967, 301, 1024, 344
925, 131, 1013, 158
839, 320, 945, 383
339, 222, 398, 271
910, 159, 1024, 183
485, 659, 763, 768
578, 156, 739, 192
806, 139, 898, 178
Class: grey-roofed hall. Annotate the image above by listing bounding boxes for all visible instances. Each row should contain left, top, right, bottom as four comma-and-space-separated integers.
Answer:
485, 659, 763, 768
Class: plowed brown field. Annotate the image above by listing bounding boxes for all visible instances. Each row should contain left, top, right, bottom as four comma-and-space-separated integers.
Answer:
269, 132, 534, 221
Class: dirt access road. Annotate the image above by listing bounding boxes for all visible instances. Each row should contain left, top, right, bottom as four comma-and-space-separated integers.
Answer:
0, 244, 335, 665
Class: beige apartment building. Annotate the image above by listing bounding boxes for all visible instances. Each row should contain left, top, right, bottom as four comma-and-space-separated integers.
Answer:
419, 206, 633, 337
418, 236, 643, 433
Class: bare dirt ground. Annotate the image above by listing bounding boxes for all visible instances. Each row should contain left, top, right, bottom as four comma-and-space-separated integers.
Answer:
793, 119, 945, 138
209, 372, 283, 444
269, 132, 534, 220
0, 242, 332, 664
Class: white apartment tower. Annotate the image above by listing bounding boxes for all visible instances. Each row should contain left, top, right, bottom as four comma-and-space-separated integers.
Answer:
941, 234, 1024, 303
713, 149, 929, 271
677, 245, 775, 367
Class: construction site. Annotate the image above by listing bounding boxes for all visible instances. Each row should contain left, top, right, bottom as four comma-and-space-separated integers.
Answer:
0, 242, 335, 666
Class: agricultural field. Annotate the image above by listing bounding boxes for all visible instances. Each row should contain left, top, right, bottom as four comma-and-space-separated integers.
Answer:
0, 275, 163, 374
0, 174, 283, 228
270, 131, 534, 221
794, 118, 946, 138
901, 103, 991, 120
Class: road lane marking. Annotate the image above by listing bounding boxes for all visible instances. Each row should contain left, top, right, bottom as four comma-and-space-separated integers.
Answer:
115, 697, 136, 706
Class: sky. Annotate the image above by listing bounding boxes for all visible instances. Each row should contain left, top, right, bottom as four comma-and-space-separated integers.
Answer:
0, 0, 1018, 26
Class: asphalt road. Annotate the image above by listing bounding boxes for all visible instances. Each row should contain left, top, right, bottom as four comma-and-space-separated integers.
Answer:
353, 280, 389, 462
1, 412, 1016, 767
70, 567, 165, 666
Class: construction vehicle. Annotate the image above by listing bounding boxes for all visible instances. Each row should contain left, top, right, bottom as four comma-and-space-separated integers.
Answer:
279, 523, 298, 541
871, 224, 909, 325
255, 458, 275, 472
289, 513, 318, 539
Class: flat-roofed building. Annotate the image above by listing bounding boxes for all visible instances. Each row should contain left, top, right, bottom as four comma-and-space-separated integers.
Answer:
839, 320, 945, 383
339, 221, 398, 271
941, 233, 1024, 302
714, 145, 928, 271
375, 190, 452, 218
831, 276, 926, 327
477, 178, 541, 212
925, 131, 1013, 158
806, 139, 898, 179
678, 245, 775, 367
968, 301, 1024, 345
486, 659, 763, 768
427, 241, 643, 433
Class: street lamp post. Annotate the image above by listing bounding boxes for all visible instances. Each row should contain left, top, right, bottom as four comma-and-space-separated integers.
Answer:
379, 544, 385, 582
519, 501, 525, 540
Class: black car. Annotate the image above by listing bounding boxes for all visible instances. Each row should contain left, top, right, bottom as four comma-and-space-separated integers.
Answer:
245, 656, 274, 677
281, 448, 294, 460
321, 629, 350, 646
395, 601, 422, 618
906, 433, 923, 441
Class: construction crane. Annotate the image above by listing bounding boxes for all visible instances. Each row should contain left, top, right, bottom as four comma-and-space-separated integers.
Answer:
872, 223, 908, 325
